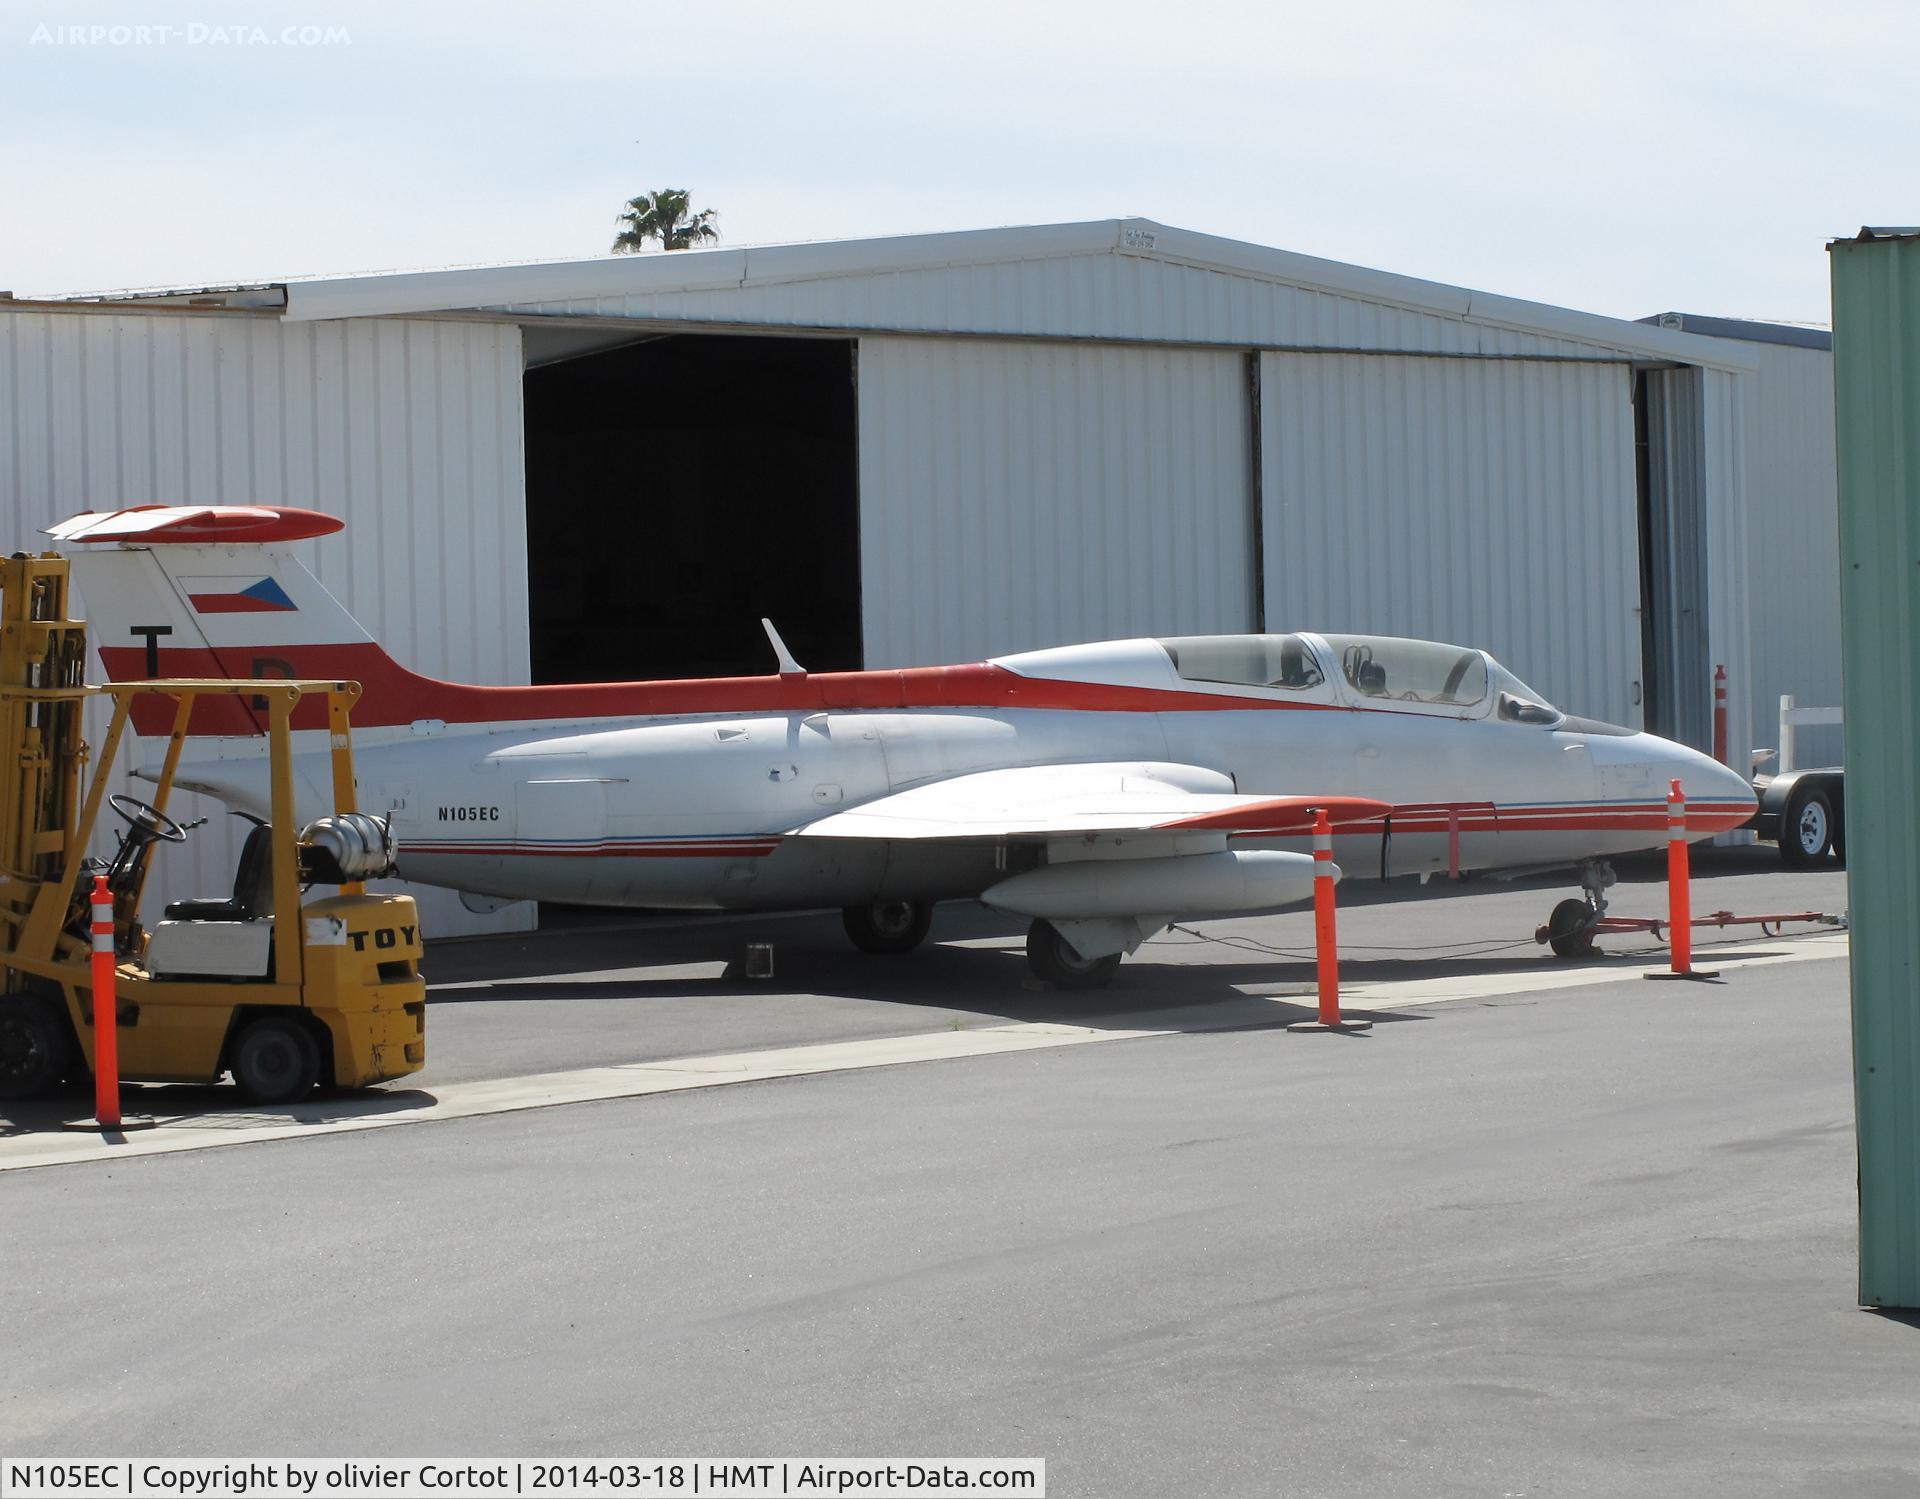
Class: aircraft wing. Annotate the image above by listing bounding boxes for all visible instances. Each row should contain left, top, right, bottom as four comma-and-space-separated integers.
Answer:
792, 761, 1388, 842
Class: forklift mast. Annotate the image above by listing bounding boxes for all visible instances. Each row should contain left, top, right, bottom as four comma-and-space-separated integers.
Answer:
0, 553, 91, 967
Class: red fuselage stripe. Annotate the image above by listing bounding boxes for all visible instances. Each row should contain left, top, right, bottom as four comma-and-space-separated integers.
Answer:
98, 642, 1350, 733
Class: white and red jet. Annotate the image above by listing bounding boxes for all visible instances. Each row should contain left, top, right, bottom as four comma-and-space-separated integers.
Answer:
53, 505, 1755, 986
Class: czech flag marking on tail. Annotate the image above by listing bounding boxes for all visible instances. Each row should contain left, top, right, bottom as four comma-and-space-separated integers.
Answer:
183, 576, 298, 614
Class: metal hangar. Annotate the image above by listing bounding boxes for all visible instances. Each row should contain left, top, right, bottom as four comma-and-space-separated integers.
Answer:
0, 219, 1831, 933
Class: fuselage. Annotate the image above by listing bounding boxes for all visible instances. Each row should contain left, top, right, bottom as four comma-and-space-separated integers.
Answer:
169, 634, 1757, 915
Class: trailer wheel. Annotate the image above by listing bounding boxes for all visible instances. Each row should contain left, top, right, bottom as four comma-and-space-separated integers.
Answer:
229, 1014, 321, 1105
0, 995, 72, 1100
1781, 785, 1833, 869
1547, 898, 1598, 959
1026, 920, 1122, 989
842, 900, 932, 955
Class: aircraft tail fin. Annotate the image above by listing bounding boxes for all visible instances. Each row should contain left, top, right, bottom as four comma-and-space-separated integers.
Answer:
51, 506, 417, 736
52, 504, 872, 737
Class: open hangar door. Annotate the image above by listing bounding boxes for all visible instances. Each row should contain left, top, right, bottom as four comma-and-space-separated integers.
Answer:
522, 329, 862, 683
856, 336, 1258, 666
1258, 352, 1642, 728
1633, 364, 1751, 766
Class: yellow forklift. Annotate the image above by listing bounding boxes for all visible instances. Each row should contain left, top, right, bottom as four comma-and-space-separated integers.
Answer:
0, 551, 426, 1105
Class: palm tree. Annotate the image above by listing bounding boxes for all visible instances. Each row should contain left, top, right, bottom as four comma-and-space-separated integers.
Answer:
611, 189, 720, 253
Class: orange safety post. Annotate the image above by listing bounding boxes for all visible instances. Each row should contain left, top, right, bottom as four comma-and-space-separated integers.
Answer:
1667, 780, 1693, 974
1288, 808, 1371, 1032
1646, 778, 1720, 983
90, 875, 120, 1128
1314, 809, 1339, 1020
1712, 665, 1729, 765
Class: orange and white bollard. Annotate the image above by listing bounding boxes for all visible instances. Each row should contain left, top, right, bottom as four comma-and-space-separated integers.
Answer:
1668, 780, 1693, 973
61, 874, 154, 1133
1712, 665, 1729, 766
1288, 808, 1371, 1032
1647, 779, 1719, 982
90, 875, 121, 1128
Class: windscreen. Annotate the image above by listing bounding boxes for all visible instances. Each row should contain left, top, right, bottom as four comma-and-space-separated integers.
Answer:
1489, 660, 1564, 725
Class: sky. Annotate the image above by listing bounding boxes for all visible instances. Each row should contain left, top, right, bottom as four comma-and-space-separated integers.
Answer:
1, 0, 1913, 322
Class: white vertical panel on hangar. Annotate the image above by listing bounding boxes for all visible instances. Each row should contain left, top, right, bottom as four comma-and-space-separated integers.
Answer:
0, 307, 529, 935
857, 337, 1255, 666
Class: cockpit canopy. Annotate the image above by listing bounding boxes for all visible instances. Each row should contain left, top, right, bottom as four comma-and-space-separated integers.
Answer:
1156, 632, 1563, 725
1321, 634, 1487, 707
1159, 633, 1326, 691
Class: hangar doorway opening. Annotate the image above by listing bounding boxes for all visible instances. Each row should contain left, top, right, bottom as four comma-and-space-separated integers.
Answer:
522, 332, 862, 684
1634, 366, 1712, 750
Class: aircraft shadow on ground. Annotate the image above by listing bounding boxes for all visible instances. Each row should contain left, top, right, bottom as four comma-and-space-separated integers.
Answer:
425, 916, 1603, 1029
423, 867, 1840, 1031
428, 953, 1436, 1037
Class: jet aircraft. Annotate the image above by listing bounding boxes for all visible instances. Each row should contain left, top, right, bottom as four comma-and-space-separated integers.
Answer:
51, 505, 1756, 986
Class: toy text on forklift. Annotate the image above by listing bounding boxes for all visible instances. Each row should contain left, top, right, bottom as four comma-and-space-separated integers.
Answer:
0, 551, 425, 1106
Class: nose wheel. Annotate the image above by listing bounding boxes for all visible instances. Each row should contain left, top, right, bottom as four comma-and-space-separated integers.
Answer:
1545, 858, 1616, 960
1546, 898, 1599, 958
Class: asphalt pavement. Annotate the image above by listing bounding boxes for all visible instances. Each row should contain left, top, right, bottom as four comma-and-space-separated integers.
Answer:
5, 846, 1909, 1497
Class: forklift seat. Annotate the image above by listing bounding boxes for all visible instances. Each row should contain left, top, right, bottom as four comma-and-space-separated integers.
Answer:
164, 821, 275, 922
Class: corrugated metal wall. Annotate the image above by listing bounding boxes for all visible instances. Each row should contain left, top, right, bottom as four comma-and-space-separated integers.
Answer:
1258, 352, 1641, 726
0, 306, 531, 938
857, 336, 1256, 665
1739, 342, 1842, 766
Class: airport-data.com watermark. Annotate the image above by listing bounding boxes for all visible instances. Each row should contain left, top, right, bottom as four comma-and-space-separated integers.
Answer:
28, 21, 351, 46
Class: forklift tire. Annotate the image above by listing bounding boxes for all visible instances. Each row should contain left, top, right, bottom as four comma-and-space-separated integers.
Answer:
842, 900, 933, 955
0, 995, 72, 1100
1547, 898, 1599, 960
229, 1014, 322, 1105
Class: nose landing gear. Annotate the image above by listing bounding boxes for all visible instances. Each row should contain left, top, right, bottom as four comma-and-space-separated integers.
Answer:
1545, 859, 1616, 959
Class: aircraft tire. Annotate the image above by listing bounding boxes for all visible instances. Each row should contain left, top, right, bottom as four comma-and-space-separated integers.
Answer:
1026, 919, 1122, 989
843, 900, 933, 955
1546, 898, 1598, 959
1780, 785, 1833, 869
229, 1014, 322, 1105
0, 994, 72, 1101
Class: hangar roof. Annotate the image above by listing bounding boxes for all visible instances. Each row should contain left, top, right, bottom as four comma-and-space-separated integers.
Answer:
1638, 311, 1832, 352
52, 218, 1756, 371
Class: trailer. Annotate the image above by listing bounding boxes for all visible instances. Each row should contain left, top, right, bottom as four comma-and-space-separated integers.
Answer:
1751, 695, 1845, 868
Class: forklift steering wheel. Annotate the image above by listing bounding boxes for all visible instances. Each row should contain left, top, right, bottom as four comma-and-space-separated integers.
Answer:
108, 793, 189, 844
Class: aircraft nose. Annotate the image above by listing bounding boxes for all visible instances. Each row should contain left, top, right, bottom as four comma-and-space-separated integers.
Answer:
1659, 739, 1758, 822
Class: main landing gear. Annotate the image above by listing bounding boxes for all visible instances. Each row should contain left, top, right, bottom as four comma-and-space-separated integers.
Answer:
842, 899, 933, 955
1025, 919, 1122, 990
1546, 858, 1616, 959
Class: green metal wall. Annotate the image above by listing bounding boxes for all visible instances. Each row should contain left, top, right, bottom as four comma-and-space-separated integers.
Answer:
1830, 231, 1920, 1309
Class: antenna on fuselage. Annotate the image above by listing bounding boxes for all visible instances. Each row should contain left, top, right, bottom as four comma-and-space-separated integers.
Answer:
762, 618, 805, 676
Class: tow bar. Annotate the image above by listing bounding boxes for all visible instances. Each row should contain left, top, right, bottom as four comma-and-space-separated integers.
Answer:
1534, 909, 1848, 946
